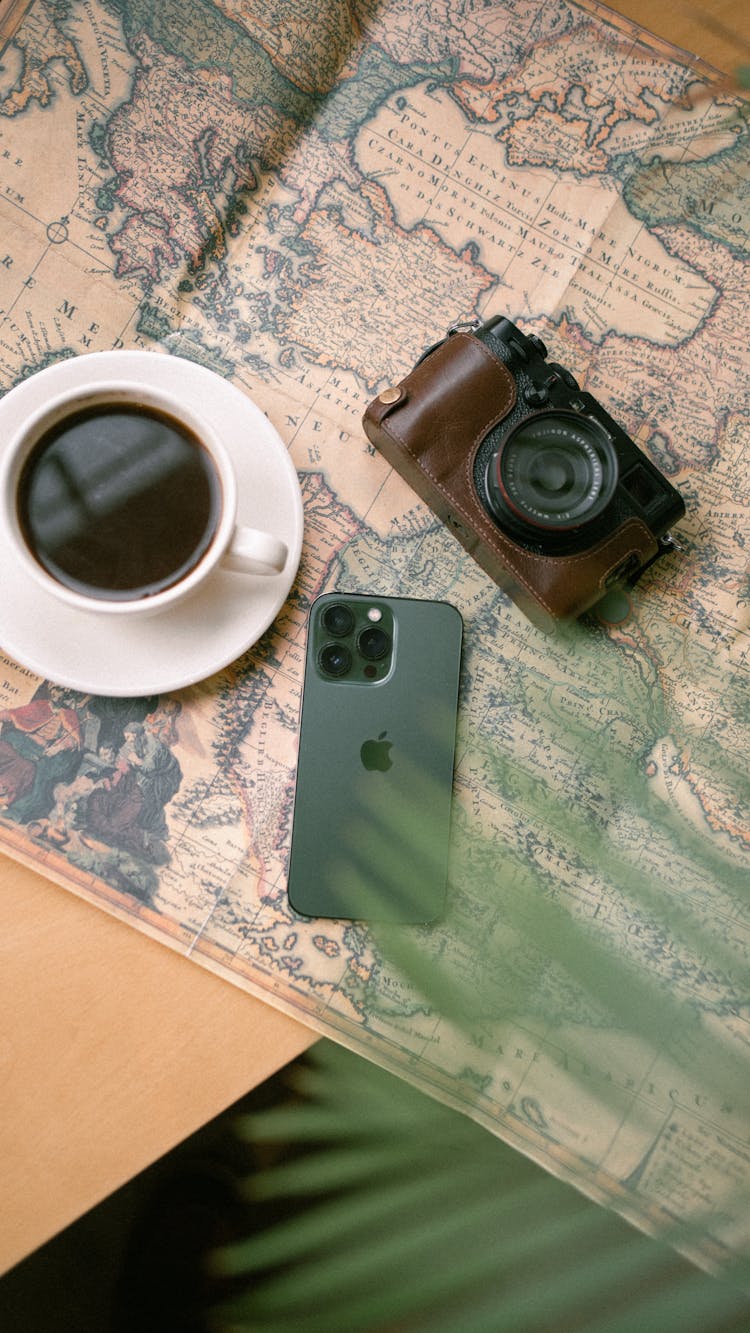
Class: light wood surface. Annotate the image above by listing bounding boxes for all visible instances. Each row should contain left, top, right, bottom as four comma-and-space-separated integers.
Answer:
1, 0, 747, 1279
611, 0, 750, 80
0, 857, 314, 1273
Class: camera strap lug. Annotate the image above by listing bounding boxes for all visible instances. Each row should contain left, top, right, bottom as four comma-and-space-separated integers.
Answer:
415, 317, 481, 366
625, 533, 683, 586
660, 532, 685, 553
447, 317, 481, 335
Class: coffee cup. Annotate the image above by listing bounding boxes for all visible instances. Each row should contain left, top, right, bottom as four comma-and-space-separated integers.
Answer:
0, 379, 290, 618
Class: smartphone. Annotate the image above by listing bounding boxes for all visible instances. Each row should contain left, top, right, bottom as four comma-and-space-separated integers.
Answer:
287, 592, 463, 922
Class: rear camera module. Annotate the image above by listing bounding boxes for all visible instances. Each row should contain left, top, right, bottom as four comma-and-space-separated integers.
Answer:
314, 598, 394, 684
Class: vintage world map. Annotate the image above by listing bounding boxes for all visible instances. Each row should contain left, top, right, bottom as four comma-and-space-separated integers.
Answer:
0, 0, 748, 1273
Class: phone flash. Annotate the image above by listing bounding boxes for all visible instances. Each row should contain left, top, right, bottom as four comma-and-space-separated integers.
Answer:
367, 607, 382, 622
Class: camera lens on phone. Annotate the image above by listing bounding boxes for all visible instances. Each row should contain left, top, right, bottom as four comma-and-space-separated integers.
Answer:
487, 413, 618, 532
321, 602, 355, 636
318, 642, 352, 676
358, 626, 390, 660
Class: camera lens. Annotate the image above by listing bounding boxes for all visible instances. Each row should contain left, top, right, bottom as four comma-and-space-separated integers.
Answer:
488, 413, 618, 531
318, 642, 352, 677
321, 602, 355, 636
357, 626, 390, 660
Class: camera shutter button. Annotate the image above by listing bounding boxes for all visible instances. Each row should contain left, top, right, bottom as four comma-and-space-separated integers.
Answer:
523, 386, 549, 407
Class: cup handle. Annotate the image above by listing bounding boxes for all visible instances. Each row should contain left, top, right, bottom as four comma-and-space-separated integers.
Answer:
221, 524, 288, 576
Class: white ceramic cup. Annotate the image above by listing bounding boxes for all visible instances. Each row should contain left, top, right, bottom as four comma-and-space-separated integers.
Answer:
0, 379, 289, 617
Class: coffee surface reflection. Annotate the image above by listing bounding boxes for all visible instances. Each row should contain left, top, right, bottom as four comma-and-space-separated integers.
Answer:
17, 403, 222, 600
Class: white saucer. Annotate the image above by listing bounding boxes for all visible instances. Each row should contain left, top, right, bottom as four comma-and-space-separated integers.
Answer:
0, 352, 304, 696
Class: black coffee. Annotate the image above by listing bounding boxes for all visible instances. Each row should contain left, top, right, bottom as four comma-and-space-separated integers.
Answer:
17, 402, 222, 600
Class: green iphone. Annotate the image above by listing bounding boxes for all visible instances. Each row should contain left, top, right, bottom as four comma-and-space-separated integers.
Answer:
287, 592, 463, 922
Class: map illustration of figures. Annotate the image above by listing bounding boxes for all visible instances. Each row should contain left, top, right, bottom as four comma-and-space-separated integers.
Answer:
0, 686, 181, 893
0, 0, 748, 1275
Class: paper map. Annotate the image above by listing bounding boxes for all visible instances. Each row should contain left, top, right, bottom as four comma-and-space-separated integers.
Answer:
0, 0, 748, 1272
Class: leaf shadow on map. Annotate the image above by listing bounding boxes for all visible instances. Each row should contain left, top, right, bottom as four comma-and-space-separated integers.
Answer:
210, 608, 750, 1329
365, 737, 746, 1080
379, 617, 741, 960
320, 607, 750, 1212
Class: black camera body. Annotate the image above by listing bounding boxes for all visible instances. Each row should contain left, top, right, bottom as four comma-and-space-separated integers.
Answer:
363, 316, 686, 627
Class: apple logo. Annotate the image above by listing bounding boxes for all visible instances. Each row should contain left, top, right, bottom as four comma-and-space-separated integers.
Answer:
360, 730, 393, 772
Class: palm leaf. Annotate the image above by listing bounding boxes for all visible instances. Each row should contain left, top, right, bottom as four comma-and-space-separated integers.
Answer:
211, 1042, 750, 1332
208, 590, 750, 1331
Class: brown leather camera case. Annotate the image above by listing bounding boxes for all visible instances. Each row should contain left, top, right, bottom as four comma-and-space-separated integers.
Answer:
362, 332, 660, 628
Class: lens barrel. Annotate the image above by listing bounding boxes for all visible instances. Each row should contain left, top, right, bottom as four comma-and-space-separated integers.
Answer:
486, 412, 618, 534
322, 602, 355, 636
358, 626, 390, 660
318, 642, 352, 676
